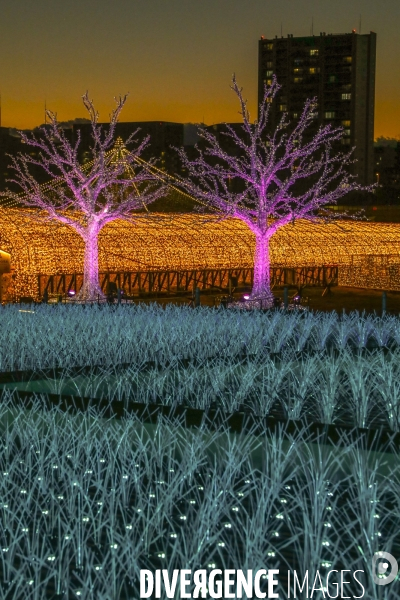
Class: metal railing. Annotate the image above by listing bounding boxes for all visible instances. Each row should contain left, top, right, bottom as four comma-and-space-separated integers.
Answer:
37, 265, 338, 298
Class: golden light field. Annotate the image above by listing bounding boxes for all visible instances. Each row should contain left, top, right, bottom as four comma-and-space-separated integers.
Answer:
1, 208, 400, 299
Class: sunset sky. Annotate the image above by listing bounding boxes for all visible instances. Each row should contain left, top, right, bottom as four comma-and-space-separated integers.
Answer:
1, 0, 399, 139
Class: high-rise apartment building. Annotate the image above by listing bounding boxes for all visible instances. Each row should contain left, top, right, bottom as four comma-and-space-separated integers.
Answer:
258, 31, 377, 186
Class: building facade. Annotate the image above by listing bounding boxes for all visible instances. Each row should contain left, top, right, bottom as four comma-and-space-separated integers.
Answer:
0, 127, 23, 192
258, 31, 377, 186
374, 141, 400, 203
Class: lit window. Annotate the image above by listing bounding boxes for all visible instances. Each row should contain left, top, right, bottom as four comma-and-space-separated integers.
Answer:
294, 77, 303, 83
309, 67, 320, 74
266, 70, 273, 76
328, 75, 336, 83
265, 97, 273, 103
310, 49, 319, 56
293, 68, 302, 74
341, 93, 351, 100
266, 43, 273, 50
266, 79, 272, 85
342, 120, 351, 127
267, 61, 273, 68
341, 138, 351, 145
293, 112, 299, 118
279, 104, 287, 111
344, 129, 351, 136
324, 111, 335, 119
344, 56, 352, 63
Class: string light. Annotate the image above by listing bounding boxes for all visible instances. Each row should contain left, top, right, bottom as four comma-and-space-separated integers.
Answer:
174, 75, 376, 301
1, 207, 400, 300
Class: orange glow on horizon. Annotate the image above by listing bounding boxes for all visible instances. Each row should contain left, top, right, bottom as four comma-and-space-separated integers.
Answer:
1, 99, 246, 131
374, 100, 400, 140
0, 1, 398, 142
2, 98, 398, 141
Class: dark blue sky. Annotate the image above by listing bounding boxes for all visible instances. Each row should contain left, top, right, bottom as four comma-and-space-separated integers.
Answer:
1, 0, 399, 138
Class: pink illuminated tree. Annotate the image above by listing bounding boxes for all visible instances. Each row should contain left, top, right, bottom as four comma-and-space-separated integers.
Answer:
176, 76, 373, 303
2, 93, 166, 301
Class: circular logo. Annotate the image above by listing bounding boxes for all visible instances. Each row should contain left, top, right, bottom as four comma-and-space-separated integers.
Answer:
372, 552, 398, 586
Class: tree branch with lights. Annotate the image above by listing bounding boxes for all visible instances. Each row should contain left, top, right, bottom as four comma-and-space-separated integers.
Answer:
2, 93, 166, 301
175, 75, 374, 302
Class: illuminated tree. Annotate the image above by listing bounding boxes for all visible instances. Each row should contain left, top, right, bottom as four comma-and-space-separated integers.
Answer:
2, 93, 166, 301
176, 76, 372, 302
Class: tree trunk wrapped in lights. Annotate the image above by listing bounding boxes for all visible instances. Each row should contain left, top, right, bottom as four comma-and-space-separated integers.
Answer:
80, 218, 102, 299
175, 76, 374, 303
253, 232, 272, 299
1, 94, 166, 302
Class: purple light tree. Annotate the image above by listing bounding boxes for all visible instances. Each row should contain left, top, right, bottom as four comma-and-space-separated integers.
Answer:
2, 93, 166, 301
176, 76, 373, 303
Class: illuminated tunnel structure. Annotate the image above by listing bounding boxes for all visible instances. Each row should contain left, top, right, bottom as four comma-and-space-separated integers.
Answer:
1, 207, 400, 300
